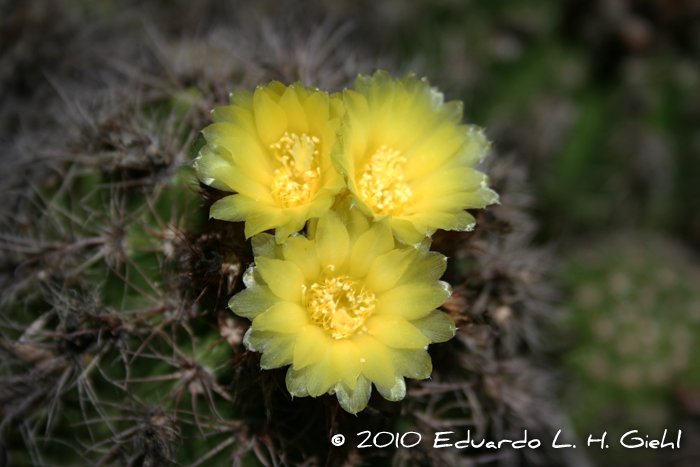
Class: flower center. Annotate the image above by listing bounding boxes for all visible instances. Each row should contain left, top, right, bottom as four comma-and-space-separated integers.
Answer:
304, 275, 376, 339
270, 132, 321, 208
357, 145, 413, 216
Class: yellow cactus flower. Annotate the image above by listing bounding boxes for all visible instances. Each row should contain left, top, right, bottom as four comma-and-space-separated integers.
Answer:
230, 204, 455, 413
194, 81, 346, 243
332, 71, 499, 245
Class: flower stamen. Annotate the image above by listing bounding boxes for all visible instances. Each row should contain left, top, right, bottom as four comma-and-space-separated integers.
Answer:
304, 275, 377, 339
358, 145, 413, 215
270, 132, 321, 208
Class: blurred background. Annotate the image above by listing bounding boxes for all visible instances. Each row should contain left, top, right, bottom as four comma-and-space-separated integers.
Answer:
1, 0, 699, 466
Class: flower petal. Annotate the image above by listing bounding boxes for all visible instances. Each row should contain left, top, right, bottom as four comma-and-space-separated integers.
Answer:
353, 334, 395, 388
229, 285, 278, 320
335, 375, 371, 414
302, 91, 330, 140
330, 339, 362, 390
407, 167, 487, 203
244, 209, 288, 239
410, 310, 456, 343
254, 87, 287, 147
366, 315, 430, 348
228, 89, 254, 109
255, 257, 305, 302
388, 218, 425, 245
349, 220, 394, 278
365, 248, 418, 293
201, 124, 273, 181
282, 236, 321, 282
285, 367, 309, 397
391, 348, 432, 379
395, 251, 447, 286
315, 211, 350, 271
278, 84, 309, 135
376, 281, 451, 320
209, 195, 257, 222
293, 325, 331, 369
193, 148, 232, 191
375, 375, 406, 402
305, 353, 340, 397
207, 165, 274, 204
252, 301, 307, 333
251, 233, 282, 259
274, 216, 306, 244
259, 333, 296, 369
243, 329, 296, 369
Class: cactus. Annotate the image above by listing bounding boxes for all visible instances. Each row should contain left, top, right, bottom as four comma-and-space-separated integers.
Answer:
561, 234, 700, 465
0, 1, 573, 466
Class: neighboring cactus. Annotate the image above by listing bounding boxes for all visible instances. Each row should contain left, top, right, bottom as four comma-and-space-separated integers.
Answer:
561, 234, 700, 465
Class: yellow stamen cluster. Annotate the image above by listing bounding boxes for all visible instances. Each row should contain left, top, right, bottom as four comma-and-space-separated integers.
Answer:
270, 132, 322, 208
304, 275, 377, 339
358, 145, 413, 215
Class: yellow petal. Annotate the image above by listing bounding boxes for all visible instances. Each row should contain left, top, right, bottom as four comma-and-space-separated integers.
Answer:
304, 353, 340, 397
193, 151, 232, 191
315, 211, 350, 271
330, 339, 362, 390
348, 220, 393, 278
395, 251, 447, 286
353, 334, 395, 388
254, 87, 287, 147
403, 124, 465, 180
259, 333, 296, 369
440, 100, 464, 124
252, 301, 307, 333
453, 125, 491, 166
209, 195, 257, 222
306, 190, 337, 219
389, 218, 425, 245
329, 95, 345, 120
336, 199, 371, 242
293, 325, 331, 369
244, 209, 288, 239
335, 375, 371, 414
274, 217, 306, 244
229, 285, 278, 320
376, 282, 451, 320
391, 348, 432, 379
405, 210, 476, 233
366, 315, 430, 348
285, 367, 309, 397
201, 125, 273, 183
243, 329, 295, 369
364, 248, 418, 293
282, 236, 321, 282
251, 233, 282, 259
302, 91, 330, 138
228, 89, 254, 109
410, 310, 456, 343
408, 189, 497, 215
255, 257, 305, 302
264, 80, 287, 98
211, 105, 249, 124
336, 90, 370, 177
206, 165, 274, 204
407, 167, 486, 201
278, 84, 309, 135
375, 375, 406, 401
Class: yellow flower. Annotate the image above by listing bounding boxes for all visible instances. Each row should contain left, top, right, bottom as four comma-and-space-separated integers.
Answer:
332, 71, 499, 244
230, 203, 455, 413
194, 81, 346, 243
